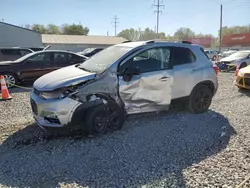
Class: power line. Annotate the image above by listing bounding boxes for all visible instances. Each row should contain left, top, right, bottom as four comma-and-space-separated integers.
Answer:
153, 0, 165, 33
111, 15, 120, 36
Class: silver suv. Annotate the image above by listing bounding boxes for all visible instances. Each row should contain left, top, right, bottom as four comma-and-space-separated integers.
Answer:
30, 40, 218, 135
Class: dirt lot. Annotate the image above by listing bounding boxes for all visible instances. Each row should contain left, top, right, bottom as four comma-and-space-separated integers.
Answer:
0, 73, 249, 188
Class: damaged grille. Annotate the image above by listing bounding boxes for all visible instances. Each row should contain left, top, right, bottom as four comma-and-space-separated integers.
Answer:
244, 78, 250, 86
30, 99, 38, 115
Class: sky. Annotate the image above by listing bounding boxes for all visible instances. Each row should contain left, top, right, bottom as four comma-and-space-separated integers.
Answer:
0, 0, 249, 37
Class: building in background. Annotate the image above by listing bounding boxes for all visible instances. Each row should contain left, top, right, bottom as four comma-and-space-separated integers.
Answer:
188, 37, 213, 48
0, 21, 43, 47
222, 33, 250, 50
0, 21, 127, 52
41, 34, 127, 52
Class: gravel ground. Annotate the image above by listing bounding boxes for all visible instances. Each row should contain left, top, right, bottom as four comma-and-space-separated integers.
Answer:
0, 73, 249, 188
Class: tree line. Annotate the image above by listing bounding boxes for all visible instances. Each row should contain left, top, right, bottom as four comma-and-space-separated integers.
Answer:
24, 24, 89, 35
25, 23, 250, 47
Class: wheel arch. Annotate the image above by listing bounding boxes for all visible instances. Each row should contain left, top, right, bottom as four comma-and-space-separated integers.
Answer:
191, 80, 215, 96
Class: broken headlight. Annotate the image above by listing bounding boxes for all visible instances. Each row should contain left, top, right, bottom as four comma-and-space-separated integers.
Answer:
39, 87, 78, 100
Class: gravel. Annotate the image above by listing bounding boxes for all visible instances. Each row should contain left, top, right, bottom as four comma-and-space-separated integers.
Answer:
0, 73, 249, 188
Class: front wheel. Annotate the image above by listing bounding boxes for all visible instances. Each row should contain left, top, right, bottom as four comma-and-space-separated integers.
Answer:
85, 100, 125, 136
188, 85, 213, 114
239, 62, 247, 69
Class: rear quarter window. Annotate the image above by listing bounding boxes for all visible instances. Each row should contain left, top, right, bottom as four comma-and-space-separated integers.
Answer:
200, 47, 210, 60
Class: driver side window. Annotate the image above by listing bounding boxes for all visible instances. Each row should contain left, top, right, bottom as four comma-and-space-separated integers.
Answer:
120, 47, 171, 74
28, 53, 46, 62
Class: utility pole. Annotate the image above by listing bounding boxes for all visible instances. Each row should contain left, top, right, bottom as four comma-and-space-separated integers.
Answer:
111, 15, 119, 36
219, 4, 223, 52
153, 0, 164, 33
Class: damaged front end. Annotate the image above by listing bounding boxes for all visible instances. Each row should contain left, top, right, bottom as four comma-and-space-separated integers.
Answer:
30, 69, 123, 131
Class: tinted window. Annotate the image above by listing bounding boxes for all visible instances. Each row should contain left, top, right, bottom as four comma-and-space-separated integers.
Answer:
20, 49, 32, 56
0, 49, 21, 55
53, 52, 69, 63
69, 54, 85, 63
27, 53, 51, 62
172, 47, 196, 66
121, 47, 171, 73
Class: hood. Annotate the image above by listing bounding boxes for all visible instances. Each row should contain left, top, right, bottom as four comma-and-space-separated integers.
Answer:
34, 65, 96, 91
0, 61, 15, 65
240, 65, 250, 73
220, 56, 244, 63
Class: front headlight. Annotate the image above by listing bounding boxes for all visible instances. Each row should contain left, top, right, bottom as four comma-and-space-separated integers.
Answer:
238, 70, 244, 77
39, 87, 78, 100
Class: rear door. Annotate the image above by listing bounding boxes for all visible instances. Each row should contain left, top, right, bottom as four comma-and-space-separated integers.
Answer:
171, 46, 197, 99
19, 52, 54, 81
118, 46, 174, 114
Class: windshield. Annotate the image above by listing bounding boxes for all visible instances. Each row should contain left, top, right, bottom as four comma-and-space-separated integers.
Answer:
14, 52, 36, 62
229, 51, 249, 58
78, 45, 132, 72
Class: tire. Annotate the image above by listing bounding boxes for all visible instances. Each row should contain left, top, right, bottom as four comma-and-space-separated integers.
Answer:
188, 85, 213, 114
239, 62, 247, 69
85, 100, 125, 136
2, 73, 18, 88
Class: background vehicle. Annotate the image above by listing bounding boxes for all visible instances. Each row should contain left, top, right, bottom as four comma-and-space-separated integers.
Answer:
0, 50, 88, 87
218, 48, 239, 58
30, 40, 218, 136
77, 47, 104, 57
0, 47, 34, 61
218, 50, 250, 71
234, 65, 250, 89
205, 49, 218, 60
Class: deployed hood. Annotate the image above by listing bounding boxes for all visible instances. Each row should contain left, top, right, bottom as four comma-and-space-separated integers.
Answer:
34, 65, 96, 91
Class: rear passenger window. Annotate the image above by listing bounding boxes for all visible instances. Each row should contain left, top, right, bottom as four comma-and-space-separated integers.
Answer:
20, 49, 31, 56
172, 47, 196, 66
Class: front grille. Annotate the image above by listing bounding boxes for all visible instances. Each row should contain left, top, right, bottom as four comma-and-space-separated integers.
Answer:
221, 61, 231, 64
244, 78, 250, 86
30, 99, 38, 115
44, 117, 60, 124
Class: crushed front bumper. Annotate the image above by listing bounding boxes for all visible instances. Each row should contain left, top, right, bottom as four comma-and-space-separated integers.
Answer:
234, 74, 250, 89
30, 91, 82, 128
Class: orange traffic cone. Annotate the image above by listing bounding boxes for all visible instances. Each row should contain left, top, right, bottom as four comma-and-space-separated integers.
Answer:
0, 75, 12, 101
235, 65, 240, 76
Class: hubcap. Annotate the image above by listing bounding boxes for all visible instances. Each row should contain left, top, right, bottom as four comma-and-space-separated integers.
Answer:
194, 90, 210, 111
4, 75, 15, 87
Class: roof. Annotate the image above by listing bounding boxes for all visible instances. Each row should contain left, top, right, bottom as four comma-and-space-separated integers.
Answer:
0, 21, 39, 34
41, 34, 127, 45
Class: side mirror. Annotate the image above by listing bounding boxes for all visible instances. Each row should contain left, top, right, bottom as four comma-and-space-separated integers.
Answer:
122, 66, 140, 82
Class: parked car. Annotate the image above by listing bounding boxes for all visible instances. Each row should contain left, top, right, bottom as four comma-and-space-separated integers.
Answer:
234, 64, 250, 89
77, 48, 104, 57
0, 50, 88, 87
0, 47, 34, 61
217, 50, 250, 71
205, 49, 218, 60
30, 40, 218, 136
218, 48, 239, 58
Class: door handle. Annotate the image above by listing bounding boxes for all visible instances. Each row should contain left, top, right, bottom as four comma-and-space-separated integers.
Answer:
159, 76, 169, 81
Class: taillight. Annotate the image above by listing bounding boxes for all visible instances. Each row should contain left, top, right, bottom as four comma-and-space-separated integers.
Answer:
212, 65, 219, 76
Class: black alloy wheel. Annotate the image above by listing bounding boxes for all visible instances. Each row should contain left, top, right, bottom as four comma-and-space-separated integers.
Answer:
188, 85, 213, 114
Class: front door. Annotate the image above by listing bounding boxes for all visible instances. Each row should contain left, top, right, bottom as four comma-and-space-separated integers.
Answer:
118, 47, 174, 114
20, 52, 54, 81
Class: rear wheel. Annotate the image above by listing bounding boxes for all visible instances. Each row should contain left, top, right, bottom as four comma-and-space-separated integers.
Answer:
2, 73, 18, 88
85, 100, 125, 136
188, 85, 213, 114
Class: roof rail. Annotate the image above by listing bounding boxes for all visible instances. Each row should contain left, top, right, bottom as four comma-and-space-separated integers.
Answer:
181, 41, 192, 44
122, 40, 131, 43
145, 40, 155, 44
